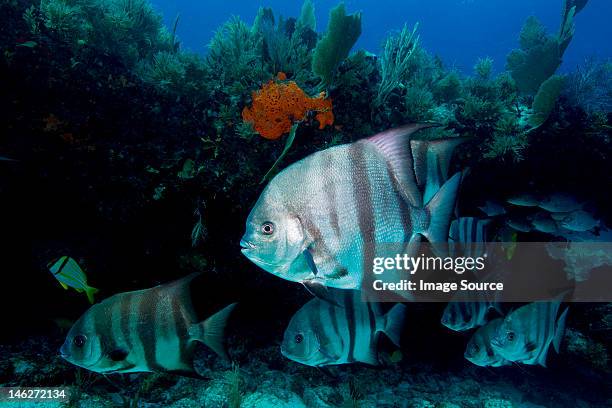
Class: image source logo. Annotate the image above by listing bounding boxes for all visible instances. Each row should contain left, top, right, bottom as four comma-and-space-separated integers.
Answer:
361, 242, 612, 303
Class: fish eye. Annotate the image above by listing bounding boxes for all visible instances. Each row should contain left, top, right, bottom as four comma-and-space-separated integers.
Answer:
294, 333, 304, 344
261, 222, 275, 235
73, 335, 87, 348
506, 331, 515, 342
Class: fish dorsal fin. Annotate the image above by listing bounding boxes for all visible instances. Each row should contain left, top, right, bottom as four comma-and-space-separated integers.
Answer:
363, 123, 436, 206
163, 272, 200, 291
411, 137, 468, 203
189, 303, 236, 361
162, 273, 200, 302
553, 307, 569, 353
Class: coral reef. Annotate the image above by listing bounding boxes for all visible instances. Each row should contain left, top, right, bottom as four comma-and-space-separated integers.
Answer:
312, 3, 362, 88
0, 0, 610, 406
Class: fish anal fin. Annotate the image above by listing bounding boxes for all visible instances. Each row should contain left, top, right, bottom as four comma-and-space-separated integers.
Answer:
536, 349, 549, 368
553, 307, 569, 353
380, 304, 407, 347
189, 303, 236, 361
60, 282, 69, 290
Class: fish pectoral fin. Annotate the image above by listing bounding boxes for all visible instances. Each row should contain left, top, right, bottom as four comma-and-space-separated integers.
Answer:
302, 248, 318, 276
189, 303, 237, 361
301, 280, 342, 307
524, 341, 538, 353
59, 282, 69, 290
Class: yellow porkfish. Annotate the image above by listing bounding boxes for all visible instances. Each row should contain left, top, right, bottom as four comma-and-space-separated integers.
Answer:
48, 256, 99, 304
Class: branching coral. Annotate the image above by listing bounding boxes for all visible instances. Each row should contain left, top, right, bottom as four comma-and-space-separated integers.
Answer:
376, 23, 420, 106
252, 7, 313, 80
506, 16, 561, 95
528, 74, 565, 129
207, 16, 263, 87
312, 3, 362, 88
242, 75, 334, 140
564, 58, 612, 113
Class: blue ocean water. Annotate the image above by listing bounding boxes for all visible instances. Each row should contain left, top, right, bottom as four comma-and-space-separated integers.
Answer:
152, 0, 612, 74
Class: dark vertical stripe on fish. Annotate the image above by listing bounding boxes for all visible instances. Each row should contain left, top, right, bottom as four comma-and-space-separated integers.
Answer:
138, 289, 163, 371
93, 303, 116, 357
328, 301, 342, 349
350, 143, 376, 290
366, 301, 377, 358
322, 153, 341, 239
385, 160, 411, 242
345, 293, 356, 362
120, 293, 133, 352
171, 295, 190, 369
54, 257, 70, 275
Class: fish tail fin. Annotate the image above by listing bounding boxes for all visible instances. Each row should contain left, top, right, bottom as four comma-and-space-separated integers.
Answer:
553, 307, 569, 353
85, 286, 99, 304
421, 172, 461, 246
381, 303, 407, 347
189, 303, 237, 360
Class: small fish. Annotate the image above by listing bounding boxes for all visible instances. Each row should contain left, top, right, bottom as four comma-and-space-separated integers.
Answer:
464, 318, 510, 367
478, 200, 506, 217
558, 210, 599, 232
531, 213, 559, 234
538, 193, 583, 213
17, 40, 37, 48
241, 124, 465, 292
448, 217, 491, 258
48, 256, 99, 304
60, 274, 236, 378
506, 217, 532, 233
491, 299, 568, 367
282, 290, 406, 367
441, 300, 501, 332
507, 194, 539, 207
550, 212, 569, 221
0, 156, 17, 161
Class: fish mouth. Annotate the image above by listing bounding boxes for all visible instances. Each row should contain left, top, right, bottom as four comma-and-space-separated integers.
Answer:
240, 239, 255, 250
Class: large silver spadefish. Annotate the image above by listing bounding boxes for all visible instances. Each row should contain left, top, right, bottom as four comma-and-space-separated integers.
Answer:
240, 123, 465, 295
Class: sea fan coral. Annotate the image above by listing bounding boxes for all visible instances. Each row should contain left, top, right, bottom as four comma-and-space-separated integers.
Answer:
242, 76, 334, 139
